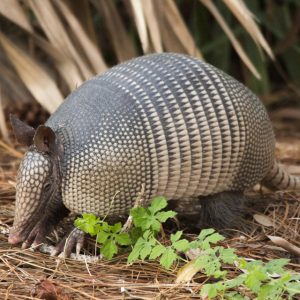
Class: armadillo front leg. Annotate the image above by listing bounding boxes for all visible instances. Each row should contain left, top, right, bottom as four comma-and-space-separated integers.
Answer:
51, 226, 85, 257
22, 194, 69, 249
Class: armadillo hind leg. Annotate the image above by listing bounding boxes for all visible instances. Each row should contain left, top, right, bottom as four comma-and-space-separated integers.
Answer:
172, 191, 251, 230
263, 160, 300, 191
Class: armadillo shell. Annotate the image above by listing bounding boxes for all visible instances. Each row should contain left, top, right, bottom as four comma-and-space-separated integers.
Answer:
46, 53, 275, 216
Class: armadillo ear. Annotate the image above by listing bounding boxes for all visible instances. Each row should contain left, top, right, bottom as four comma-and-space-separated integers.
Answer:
34, 125, 56, 154
10, 114, 35, 146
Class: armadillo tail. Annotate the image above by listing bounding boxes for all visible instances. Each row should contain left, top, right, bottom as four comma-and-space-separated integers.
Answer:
263, 161, 300, 191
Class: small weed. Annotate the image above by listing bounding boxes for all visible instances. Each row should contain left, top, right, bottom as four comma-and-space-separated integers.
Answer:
75, 197, 300, 299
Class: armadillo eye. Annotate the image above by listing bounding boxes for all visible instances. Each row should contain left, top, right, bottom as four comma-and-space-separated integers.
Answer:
44, 182, 51, 192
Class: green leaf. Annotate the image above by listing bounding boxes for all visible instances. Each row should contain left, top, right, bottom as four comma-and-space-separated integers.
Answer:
170, 231, 183, 243
74, 214, 100, 236
101, 221, 110, 232
148, 197, 168, 214
285, 281, 300, 296
224, 275, 246, 289
140, 244, 152, 260
202, 232, 225, 249
127, 238, 144, 263
82, 213, 99, 223
191, 229, 225, 250
111, 222, 122, 233
265, 258, 289, 274
160, 248, 178, 269
131, 207, 148, 228
155, 211, 177, 222
87, 223, 97, 236
142, 230, 152, 240
225, 292, 249, 300
200, 283, 218, 299
219, 247, 238, 264
257, 283, 282, 300
150, 219, 161, 232
149, 244, 166, 259
195, 249, 224, 278
172, 239, 189, 252
115, 233, 131, 246
130, 197, 175, 233
127, 247, 141, 264
189, 240, 200, 249
195, 253, 211, 269
197, 228, 216, 240
129, 227, 143, 243
96, 231, 110, 244
94, 223, 102, 233
101, 239, 118, 260
276, 272, 292, 284
244, 266, 268, 293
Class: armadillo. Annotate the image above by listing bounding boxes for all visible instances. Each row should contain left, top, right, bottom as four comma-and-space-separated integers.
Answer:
8, 53, 300, 253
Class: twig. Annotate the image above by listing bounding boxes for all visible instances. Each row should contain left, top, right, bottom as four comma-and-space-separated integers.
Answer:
122, 184, 147, 232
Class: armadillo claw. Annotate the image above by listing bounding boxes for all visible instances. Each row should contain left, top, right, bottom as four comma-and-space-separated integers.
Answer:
21, 222, 49, 250
51, 228, 85, 257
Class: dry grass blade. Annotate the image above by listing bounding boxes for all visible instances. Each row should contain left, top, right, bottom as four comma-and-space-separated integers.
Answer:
65, 0, 98, 45
0, 0, 33, 33
201, 0, 260, 79
53, 0, 106, 74
0, 97, 9, 142
154, 0, 187, 54
163, 0, 202, 58
130, 0, 149, 53
142, 0, 163, 53
92, 0, 137, 61
28, 0, 92, 80
223, 0, 274, 60
0, 33, 63, 113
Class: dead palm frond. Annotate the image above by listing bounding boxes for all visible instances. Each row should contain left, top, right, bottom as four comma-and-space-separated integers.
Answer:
0, 32, 63, 113
201, 0, 261, 79
0, 0, 274, 139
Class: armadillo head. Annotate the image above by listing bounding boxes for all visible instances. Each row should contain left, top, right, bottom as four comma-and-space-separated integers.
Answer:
8, 115, 63, 245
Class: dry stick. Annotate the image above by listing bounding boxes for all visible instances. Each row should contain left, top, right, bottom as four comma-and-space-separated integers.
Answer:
56, 282, 105, 300
267, 235, 300, 256
0, 291, 41, 300
122, 184, 146, 233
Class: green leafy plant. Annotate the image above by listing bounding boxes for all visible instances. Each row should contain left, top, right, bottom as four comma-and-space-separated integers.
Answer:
75, 197, 300, 299
128, 197, 188, 269
130, 196, 177, 232
128, 230, 190, 269
199, 255, 300, 299
75, 215, 131, 259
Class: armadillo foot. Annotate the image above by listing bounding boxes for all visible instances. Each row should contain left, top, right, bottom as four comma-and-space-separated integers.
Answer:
196, 191, 251, 230
51, 227, 85, 258
21, 220, 52, 250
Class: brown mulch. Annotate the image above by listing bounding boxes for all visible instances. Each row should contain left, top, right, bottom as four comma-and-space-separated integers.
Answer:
0, 120, 300, 299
